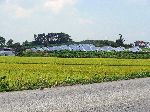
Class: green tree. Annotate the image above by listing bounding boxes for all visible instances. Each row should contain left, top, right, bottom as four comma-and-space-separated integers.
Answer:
116, 34, 125, 47
22, 40, 30, 47
0, 36, 6, 47
12, 42, 23, 56
32, 33, 73, 46
79, 40, 117, 47
6, 39, 13, 47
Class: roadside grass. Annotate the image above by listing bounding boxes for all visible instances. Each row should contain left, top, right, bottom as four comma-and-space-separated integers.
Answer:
0, 57, 150, 92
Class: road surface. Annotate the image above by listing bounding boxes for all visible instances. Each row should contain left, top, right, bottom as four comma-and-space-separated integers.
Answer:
0, 78, 150, 112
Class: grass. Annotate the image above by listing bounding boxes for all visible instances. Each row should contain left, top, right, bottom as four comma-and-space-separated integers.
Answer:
0, 57, 150, 92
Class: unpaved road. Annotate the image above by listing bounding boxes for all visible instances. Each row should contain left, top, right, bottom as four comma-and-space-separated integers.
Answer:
1, 78, 150, 112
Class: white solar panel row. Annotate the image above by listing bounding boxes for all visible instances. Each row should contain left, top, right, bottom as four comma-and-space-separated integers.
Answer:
129, 46, 142, 52
29, 45, 143, 52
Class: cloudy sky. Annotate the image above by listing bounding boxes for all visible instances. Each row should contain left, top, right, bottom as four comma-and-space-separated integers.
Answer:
0, 0, 150, 43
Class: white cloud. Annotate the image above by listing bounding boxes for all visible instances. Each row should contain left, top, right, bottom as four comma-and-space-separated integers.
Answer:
5, 5, 32, 18
2, 0, 33, 18
1, 0, 78, 17
14, 7, 32, 18
78, 18, 95, 25
44, 0, 77, 13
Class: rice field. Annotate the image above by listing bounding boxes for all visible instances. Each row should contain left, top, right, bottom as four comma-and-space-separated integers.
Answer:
0, 57, 150, 92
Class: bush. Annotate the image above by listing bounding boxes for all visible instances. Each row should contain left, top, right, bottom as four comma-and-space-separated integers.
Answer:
0, 76, 9, 92
23, 51, 150, 59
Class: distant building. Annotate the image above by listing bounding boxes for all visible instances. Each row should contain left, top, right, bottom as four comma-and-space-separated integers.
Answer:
0, 47, 15, 56
134, 41, 150, 48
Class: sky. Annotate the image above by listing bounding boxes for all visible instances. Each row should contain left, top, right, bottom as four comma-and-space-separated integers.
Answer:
0, 0, 150, 43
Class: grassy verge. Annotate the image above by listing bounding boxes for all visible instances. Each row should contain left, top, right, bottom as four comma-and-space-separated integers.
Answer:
1, 72, 150, 92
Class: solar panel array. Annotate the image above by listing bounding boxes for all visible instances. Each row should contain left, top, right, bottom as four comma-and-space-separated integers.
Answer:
129, 46, 142, 52
28, 44, 143, 52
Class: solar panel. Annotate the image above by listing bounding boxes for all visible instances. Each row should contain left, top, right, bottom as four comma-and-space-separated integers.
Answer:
100, 46, 114, 51
129, 47, 142, 52
114, 47, 125, 52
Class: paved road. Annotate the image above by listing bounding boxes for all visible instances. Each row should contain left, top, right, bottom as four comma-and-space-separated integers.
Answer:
1, 78, 150, 112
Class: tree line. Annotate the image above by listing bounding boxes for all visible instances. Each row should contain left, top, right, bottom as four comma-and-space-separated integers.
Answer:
0, 33, 132, 55
76, 34, 132, 48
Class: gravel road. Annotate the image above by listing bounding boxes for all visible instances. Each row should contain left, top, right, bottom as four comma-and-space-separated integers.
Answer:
1, 78, 150, 112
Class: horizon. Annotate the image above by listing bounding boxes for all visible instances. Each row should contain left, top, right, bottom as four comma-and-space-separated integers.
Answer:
0, 0, 150, 43
0, 32, 149, 44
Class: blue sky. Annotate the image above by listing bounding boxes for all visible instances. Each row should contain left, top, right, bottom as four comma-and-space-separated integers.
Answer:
0, 0, 150, 43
